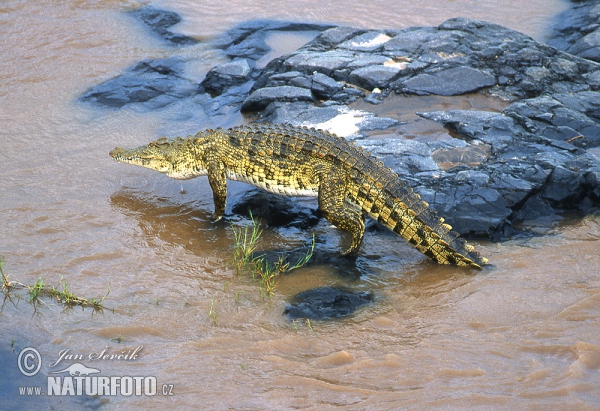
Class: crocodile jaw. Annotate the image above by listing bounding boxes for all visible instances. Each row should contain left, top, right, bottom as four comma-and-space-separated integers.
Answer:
109, 145, 206, 180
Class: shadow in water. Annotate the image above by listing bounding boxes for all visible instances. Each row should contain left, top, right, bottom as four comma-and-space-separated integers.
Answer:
110, 189, 225, 255
109, 188, 370, 281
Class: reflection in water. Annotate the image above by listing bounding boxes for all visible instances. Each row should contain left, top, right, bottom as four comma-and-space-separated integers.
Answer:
109, 188, 396, 285
110, 189, 220, 256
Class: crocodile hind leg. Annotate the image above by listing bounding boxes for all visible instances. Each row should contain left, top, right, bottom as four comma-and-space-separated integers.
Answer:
318, 172, 365, 256
207, 161, 227, 222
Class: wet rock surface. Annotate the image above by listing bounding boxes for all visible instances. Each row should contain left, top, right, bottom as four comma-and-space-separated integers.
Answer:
284, 287, 374, 320
130, 6, 199, 46
549, 0, 600, 63
230, 189, 320, 228
81, 58, 198, 109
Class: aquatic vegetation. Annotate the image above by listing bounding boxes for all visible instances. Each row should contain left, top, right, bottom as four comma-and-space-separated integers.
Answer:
230, 212, 314, 297
208, 298, 218, 325
1, 258, 109, 312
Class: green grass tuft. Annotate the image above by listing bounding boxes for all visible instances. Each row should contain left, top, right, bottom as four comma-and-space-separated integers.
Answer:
230, 212, 314, 297
1, 257, 109, 311
208, 298, 217, 325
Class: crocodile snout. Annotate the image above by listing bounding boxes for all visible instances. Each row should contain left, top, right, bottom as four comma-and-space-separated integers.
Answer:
109, 147, 126, 159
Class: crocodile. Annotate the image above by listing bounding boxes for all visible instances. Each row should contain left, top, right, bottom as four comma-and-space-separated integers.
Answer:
110, 124, 488, 268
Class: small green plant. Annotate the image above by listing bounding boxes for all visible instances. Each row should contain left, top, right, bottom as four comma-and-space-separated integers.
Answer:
208, 298, 217, 325
288, 235, 315, 271
1, 258, 109, 311
305, 318, 314, 332
231, 211, 263, 275
1, 259, 11, 291
28, 276, 45, 303
256, 257, 279, 297
291, 319, 299, 331
111, 335, 124, 343
230, 214, 314, 297
290, 318, 316, 331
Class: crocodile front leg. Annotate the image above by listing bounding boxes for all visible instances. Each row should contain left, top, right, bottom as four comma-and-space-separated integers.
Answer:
207, 161, 227, 222
318, 171, 365, 256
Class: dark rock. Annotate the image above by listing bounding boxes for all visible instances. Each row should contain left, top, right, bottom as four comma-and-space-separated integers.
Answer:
284, 287, 374, 320
310, 72, 344, 99
363, 90, 385, 105
417, 110, 518, 153
586, 166, 600, 203
249, 15, 596, 108
346, 55, 392, 70
549, 57, 580, 78
503, 95, 600, 149
348, 65, 402, 90
553, 90, 600, 122
338, 31, 393, 52
230, 189, 320, 228
384, 28, 437, 54
549, 1, 600, 62
363, 94, 600, 238
513, 196, 557, 222
212, 20, 335, 61
282, 50, 356, 76
241, 86, 315, 112
312, 26, 365, 49
200, 59, 253, 96
268, 71, 307, 84
82, 18, 335, 114
584, 70, 600, 88
258, 102, 399, 139
81, 58, 197, 109
571, 28, 600, 61
130, 7, 198, 46
400, 67, 496, 96
541, 165, 587, 205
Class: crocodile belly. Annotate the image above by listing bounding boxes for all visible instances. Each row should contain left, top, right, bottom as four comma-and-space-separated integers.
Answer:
226, 170, 318, 197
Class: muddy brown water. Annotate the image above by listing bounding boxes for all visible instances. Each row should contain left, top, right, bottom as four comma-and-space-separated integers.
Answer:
2, 0, 600, 410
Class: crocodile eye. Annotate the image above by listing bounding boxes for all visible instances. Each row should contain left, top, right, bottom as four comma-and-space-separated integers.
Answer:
149, 138, 171, 149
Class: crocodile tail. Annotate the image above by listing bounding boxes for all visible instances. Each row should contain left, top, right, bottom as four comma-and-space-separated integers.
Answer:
393, 205, 488, 268
364, 176, 488, 268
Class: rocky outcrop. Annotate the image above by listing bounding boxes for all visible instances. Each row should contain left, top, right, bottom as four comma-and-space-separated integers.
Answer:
81, 58, 198, 109
247, 17, 599, 106
130, 6, 199, 46
549, 0, 600, 63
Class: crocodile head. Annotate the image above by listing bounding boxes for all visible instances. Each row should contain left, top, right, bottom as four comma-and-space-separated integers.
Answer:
110, 136, 207, 180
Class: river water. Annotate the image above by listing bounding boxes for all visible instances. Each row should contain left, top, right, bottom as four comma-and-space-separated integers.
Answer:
2, 0, 600, 410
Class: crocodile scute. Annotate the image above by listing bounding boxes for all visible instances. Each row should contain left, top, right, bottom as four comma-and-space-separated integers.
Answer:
110, 124, 488, 268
